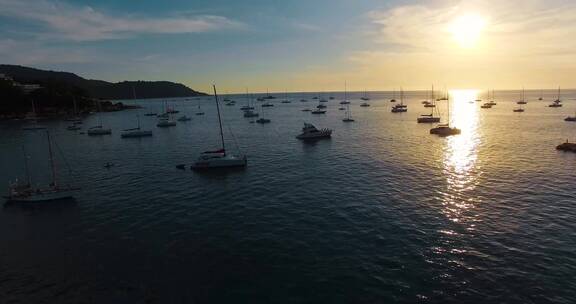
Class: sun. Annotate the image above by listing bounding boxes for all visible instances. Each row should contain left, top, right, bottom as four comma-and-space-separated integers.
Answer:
449, 14, 487, 49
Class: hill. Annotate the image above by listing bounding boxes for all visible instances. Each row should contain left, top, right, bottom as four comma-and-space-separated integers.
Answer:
0, 64, 207, 99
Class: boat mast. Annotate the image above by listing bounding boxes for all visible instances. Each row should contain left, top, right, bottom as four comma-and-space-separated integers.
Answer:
72, 96, 77, 117
213, 85, 226, 156
46, 130, 57, 187
447, 93, 451, 127
22, 146, 31, 186
344, 81, 347, 102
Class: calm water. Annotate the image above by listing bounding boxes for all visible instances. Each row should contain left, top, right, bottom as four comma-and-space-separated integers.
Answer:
0, 90, 575, 303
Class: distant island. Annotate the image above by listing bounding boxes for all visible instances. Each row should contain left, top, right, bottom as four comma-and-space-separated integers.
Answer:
0, 64, 207, 119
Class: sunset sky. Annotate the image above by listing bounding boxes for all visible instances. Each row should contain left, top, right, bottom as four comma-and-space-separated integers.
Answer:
1, 0, 574, 93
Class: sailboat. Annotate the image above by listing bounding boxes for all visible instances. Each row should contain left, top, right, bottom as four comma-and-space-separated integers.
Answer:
121, 115, 153, 138
538, 89, 543, 101
424, 85, 436, 108
157, 101, 177, 127
339, 81, 351, 105
4, 131, 79, 202
342, 102, 354, 122
564, 111, 576, 121
549, 87, 563, 107
256, 102, 271, 123
391, 88, 407, 112
513, 89, 526, 112
191, 85, 247, 170
22, 99, 47, 130
418, 87, 440, 123
281, 90, 291, 103
65, 96, 82, 122
360, 89, 370, 101
486, 90, 497, 106
390, 89, 397, 102
360, 89, 371, 107
240, 90, 255, 110
430, 96, 460, 136
87, 101, 112, 135
517, 87, 527, 104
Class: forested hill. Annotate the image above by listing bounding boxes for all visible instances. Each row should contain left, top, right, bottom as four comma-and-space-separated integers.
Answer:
0, 65, 207, 99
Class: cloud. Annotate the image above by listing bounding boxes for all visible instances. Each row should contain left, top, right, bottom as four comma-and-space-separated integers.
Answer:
0, 0, 243, 41
367, 0, 576, 57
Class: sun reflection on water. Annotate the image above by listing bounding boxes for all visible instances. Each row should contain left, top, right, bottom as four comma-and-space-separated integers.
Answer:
441, 90, 481, 225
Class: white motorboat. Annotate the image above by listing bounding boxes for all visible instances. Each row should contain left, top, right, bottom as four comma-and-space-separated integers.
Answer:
296, 123, 332, 140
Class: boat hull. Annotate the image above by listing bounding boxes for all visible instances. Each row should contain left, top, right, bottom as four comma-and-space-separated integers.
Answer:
430, 126, 461, 136
87, 129, 112, 135
121, 131, 153, 138
191, 157, 247, 170
556, 142, 576, 152
417, 117, 440, 123
4, 189, 77, 203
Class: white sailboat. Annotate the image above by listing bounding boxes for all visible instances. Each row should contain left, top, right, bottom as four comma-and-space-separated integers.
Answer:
342, 102, 354, 122
121, 115, 153, 138
256, 102, 271, 124
5, 131, 79, 202
157, 101, 177, 127
191, 85, 247, 170
87, 101, 112, 135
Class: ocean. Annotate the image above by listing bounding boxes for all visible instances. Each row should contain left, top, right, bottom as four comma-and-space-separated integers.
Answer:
0, 89, 575, 303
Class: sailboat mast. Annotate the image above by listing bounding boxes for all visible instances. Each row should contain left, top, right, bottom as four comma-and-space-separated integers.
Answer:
22, 146, 31, 186
46, 130, 57, 187
447, 94, 451, 126
213, 85, 226, 155
344, 81, 347, 101
72, 96, 77, 116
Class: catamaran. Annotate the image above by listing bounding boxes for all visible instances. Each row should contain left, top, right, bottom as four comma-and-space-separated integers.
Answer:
5, 131, 79, 202
191, 85, 247, 170
391, 88, 407, 112
549, 87, 563, 107
430, 95, 460, 136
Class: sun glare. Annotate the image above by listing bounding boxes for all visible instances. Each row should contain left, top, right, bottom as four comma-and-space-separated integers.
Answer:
449, 14, 487, 49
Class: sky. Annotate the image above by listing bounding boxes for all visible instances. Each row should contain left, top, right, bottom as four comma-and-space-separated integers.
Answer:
0, 0, 575, 93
